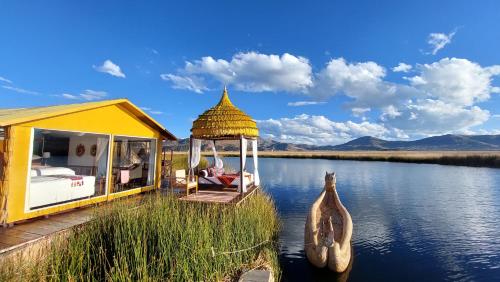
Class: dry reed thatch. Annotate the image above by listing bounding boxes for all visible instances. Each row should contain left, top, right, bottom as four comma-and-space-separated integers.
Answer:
191, 87, 259, 139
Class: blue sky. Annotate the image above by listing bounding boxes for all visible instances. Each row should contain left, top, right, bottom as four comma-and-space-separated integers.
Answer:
1, 1, 499, 144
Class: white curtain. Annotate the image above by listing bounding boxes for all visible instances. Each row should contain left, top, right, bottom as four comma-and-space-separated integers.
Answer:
210, 141, 223, 169
239, 137, 248, 193
188, 138, 202, 169
95, 137, 109, 179
252, 139, 260, 186
188, 138, 202, 180
119, 139, 129, 166
147, 140, 156, 185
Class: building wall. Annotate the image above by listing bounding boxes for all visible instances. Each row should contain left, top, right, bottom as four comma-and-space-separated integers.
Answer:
4, 104, 166, 224
67, 135, 99, 167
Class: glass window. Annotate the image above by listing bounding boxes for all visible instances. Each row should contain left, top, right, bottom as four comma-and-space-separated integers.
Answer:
28, 129, 110, 210
112, 136, 156, 193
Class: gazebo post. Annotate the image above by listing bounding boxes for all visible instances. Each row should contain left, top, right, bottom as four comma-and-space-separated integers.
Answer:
189, 135, 193, 181
239, 135, 244, 196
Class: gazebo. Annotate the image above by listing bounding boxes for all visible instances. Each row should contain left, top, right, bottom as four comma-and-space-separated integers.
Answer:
188, 87, 260, 197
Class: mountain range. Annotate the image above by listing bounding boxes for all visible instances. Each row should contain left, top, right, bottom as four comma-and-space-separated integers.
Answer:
164, 134, 500, 151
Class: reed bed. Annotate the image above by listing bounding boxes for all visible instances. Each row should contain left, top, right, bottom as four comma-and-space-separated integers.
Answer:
217, 151, 500, 168
0, 192, 280, 281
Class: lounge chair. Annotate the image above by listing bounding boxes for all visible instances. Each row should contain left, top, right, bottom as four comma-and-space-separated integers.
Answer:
172, 169, 198, 196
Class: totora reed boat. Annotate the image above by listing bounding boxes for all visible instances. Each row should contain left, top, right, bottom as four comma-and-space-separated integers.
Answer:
304, 171, 353, 272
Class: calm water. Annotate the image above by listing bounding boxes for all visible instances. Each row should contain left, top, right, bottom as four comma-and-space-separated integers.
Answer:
228, 157, 500, 281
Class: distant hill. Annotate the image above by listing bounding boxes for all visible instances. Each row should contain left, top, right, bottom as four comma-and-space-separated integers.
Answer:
332, 134, 500, 151
164, 134, 500, 151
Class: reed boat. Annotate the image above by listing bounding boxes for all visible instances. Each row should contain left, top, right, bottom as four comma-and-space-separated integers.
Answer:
304, 171, 353, 272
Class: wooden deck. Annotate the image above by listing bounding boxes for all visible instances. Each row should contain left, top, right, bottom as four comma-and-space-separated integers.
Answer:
179, 185, 259, 205
0, 207, 94, 258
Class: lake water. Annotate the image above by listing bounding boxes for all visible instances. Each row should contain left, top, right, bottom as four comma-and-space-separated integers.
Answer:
227, 157, 500, 281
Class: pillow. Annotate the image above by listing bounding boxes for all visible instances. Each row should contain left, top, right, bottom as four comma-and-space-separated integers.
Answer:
207, 167, 215, 177
36, 167, 76, 176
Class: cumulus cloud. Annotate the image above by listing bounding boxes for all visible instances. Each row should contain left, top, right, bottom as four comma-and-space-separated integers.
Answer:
392, 63, 412, 73
311, 57, 418, 108
381, 99, 490, 135
287, 101, 326, 107
94, 60, 126, 78
159, 52, 500, 141
160, 74, 208, 93
408, 58, 497, 106
162, 52, 312, 93
0, 76, 12, 84
427, 31, 456, 55
257, 114, 389, 145
61, 89, 107, 101
2, 85, 39, 95
380, 105, 402, 121
351, 107, 371, 117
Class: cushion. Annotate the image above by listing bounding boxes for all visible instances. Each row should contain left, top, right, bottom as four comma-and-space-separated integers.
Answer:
35, 167, 76, 176
200, 170, 208, 177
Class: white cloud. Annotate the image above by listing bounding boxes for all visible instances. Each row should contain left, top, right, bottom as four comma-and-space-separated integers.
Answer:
392, 63, 412, 73
160, 74, 208, 93
427, 31, 456, 55
0, 76, 12, 84
149, 111, 163, 115
61, 89, 107, 101
94, 60, 126, 78
351, 107, 371, 117
287, 101, 326, 107
61, 93, 79, 100
382, 99, 490, 135
380, 105, 402, 121
2, 85, 39, 95
408, 58, 498, 106
159, 52, 500, 140
162, 52, 312, 93
141, 107, 152, 111
311, 57, 418, 108
257, 114, 389, 145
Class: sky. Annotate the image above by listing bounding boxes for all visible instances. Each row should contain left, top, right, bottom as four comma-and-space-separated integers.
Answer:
1, 0, 499, 145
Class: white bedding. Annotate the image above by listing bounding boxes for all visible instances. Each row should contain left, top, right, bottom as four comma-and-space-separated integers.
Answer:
29, 172, 95, 209
31, 167, 76, 177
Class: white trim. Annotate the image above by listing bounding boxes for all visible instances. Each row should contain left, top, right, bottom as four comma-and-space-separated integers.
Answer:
25, 127, 112, 212
23, 128, 35, 213
110, 135, 158, 194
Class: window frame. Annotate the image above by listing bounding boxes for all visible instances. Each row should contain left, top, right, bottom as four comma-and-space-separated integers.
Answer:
110, 135, 158, 195
25, 127, 112, 212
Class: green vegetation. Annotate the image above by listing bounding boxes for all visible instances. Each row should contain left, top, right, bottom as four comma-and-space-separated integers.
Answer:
171, 153, 209, 171
0, 193, 280, 281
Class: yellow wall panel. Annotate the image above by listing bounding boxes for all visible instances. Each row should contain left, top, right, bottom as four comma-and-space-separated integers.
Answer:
20, 104, 161, 138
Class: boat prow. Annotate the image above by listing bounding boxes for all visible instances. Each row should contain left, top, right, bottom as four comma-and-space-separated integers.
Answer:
304, 171, 353, 272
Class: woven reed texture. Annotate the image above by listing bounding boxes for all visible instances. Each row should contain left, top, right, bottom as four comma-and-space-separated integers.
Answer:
191, 88, 259, 139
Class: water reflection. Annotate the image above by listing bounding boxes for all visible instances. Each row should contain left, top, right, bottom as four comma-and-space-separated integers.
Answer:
227, 158, 500, 281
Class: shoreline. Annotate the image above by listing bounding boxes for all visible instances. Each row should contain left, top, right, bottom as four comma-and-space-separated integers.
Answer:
203, 151, 500, 168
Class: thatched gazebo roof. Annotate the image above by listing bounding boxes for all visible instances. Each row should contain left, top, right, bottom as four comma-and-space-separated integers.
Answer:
191, 87, 259, 140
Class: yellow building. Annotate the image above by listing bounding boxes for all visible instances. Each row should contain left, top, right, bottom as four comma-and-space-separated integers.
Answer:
0, 99, 175, 225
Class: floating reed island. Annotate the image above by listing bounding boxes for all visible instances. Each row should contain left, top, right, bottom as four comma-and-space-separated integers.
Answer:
0, 193, 281, 281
